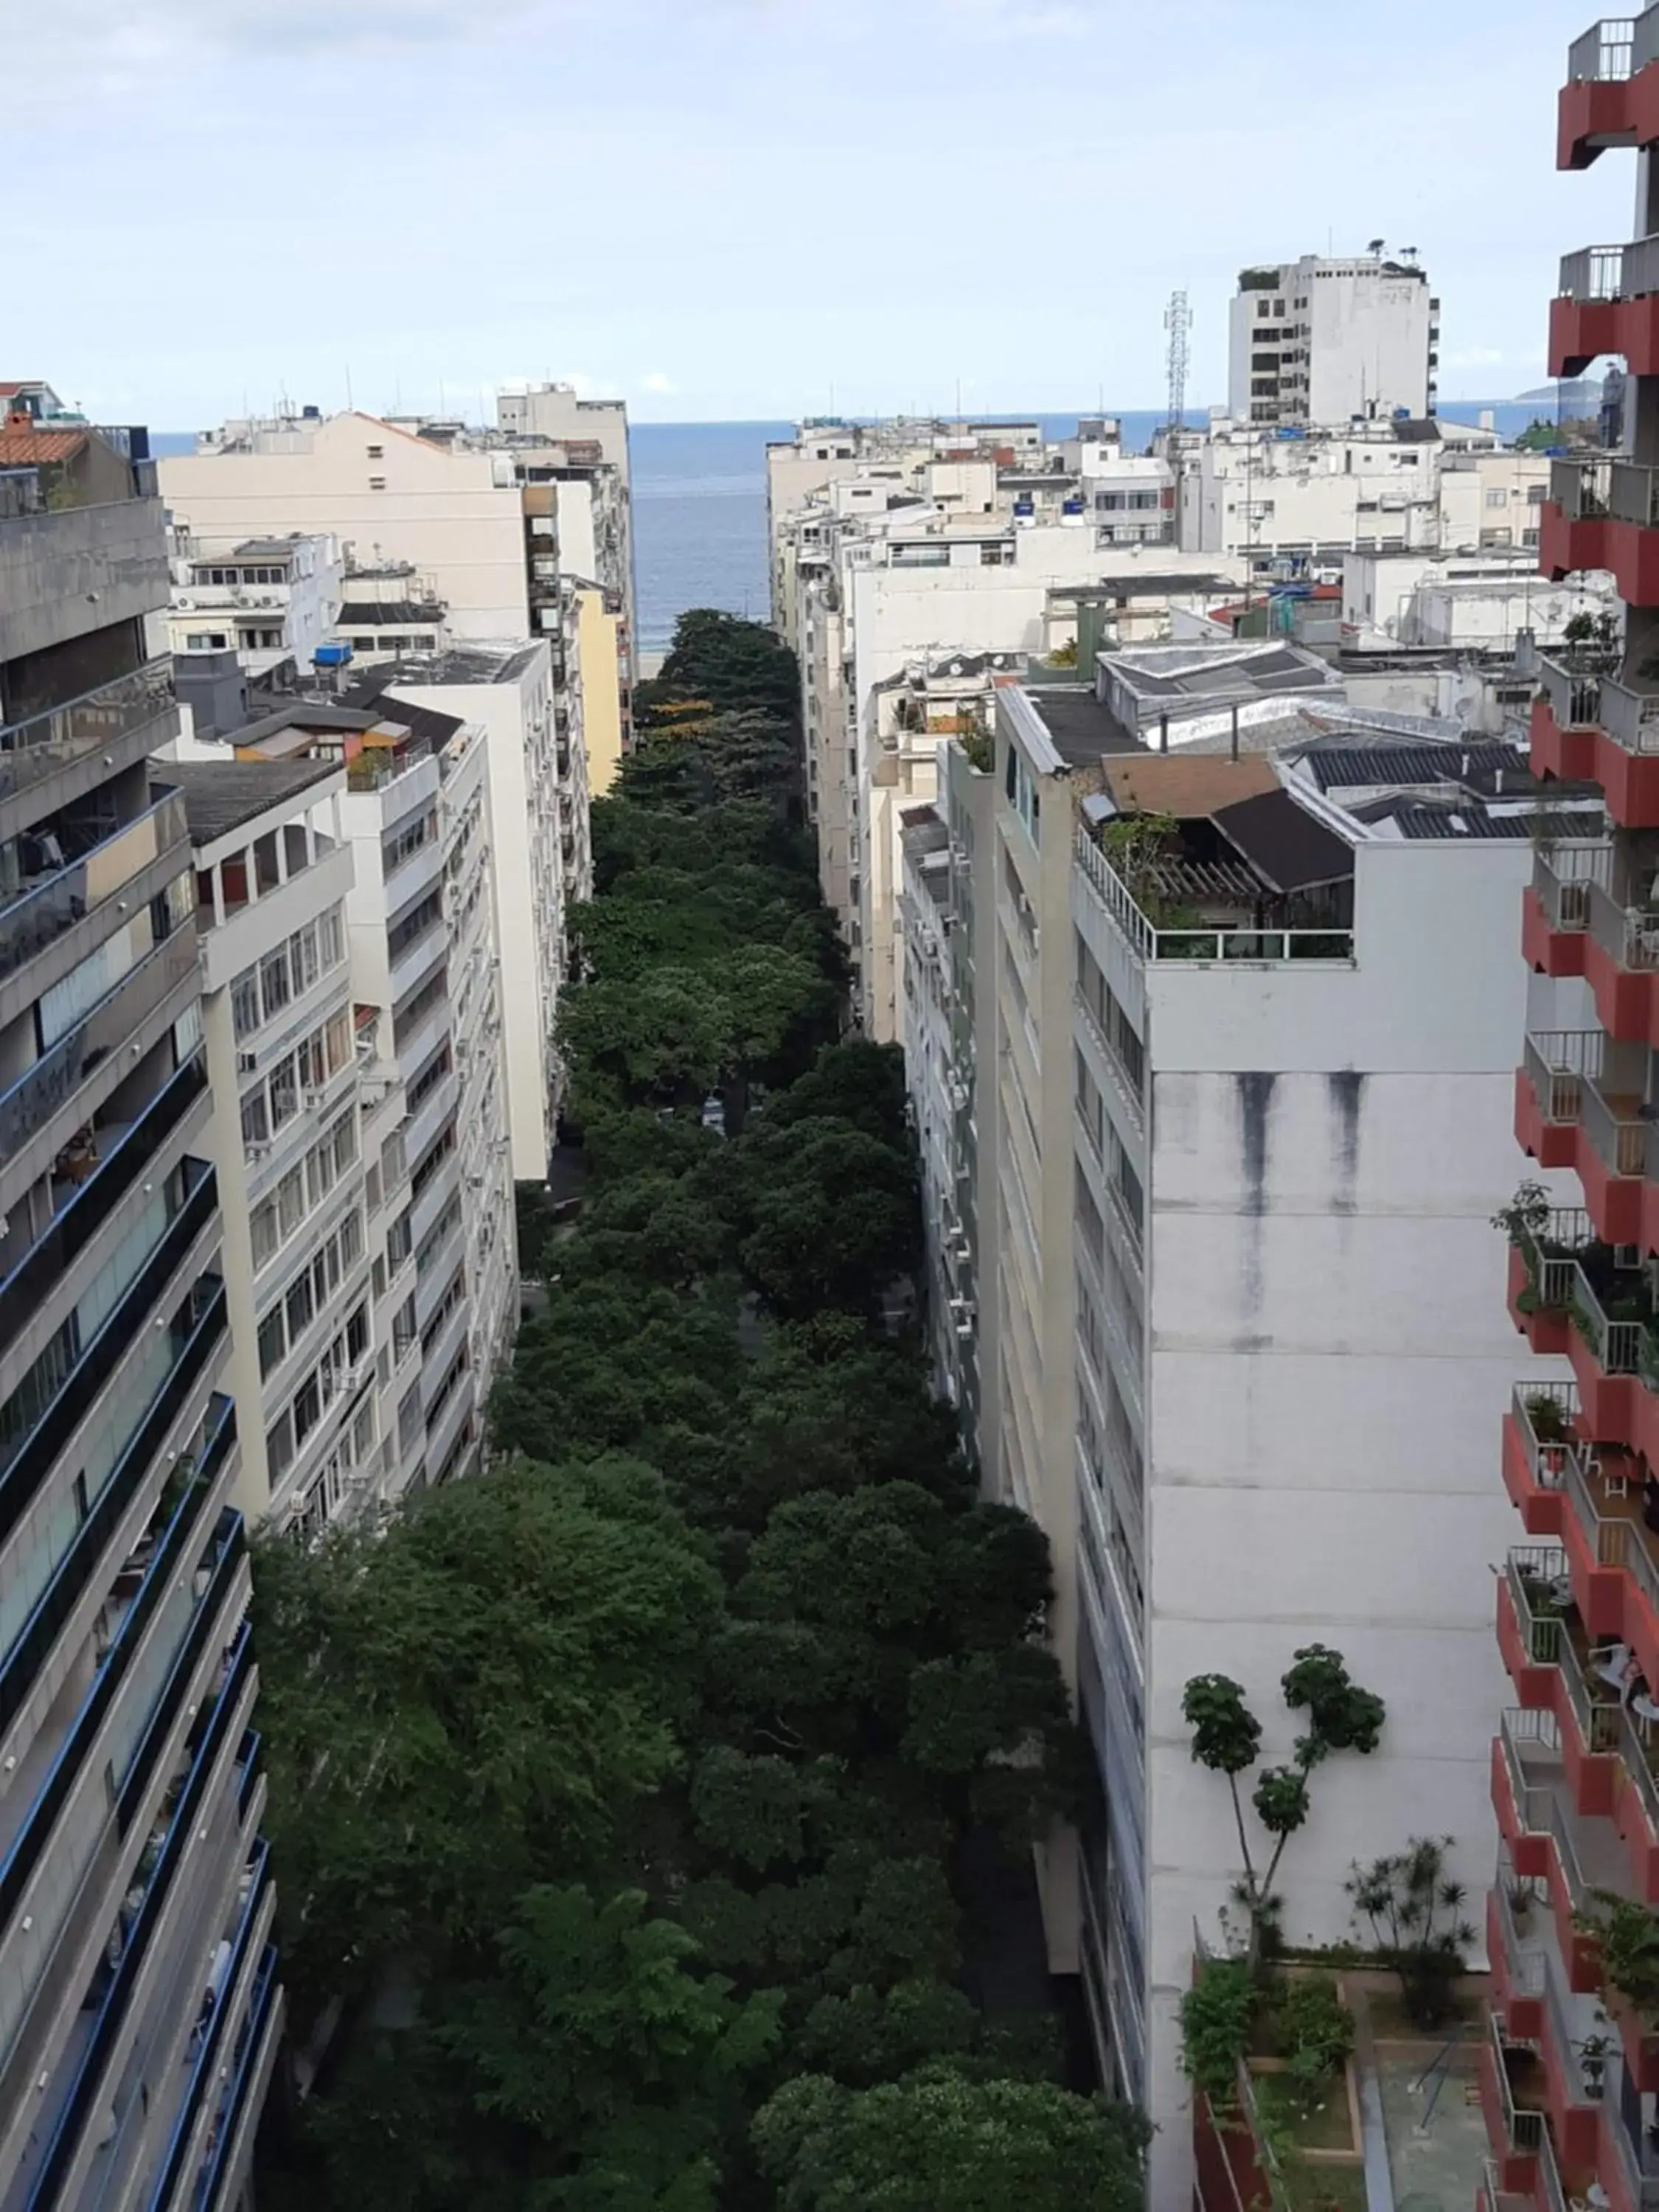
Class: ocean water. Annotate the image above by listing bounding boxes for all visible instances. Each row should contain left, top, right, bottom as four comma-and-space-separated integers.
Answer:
629, 404, 1545, 656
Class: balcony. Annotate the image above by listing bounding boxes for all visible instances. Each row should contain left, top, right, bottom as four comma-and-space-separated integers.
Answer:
1543, 459, 1659, 605
1556, 235, 1659, 375
1499, 1544, 1659, 1899
1558, 14, 1659, 167
1525, 847, 1612, 977
1495, 1711, 1619, 2006
1583, 883, 1659, 1051
1073, 824, 1354, 968
0, 924, 198, 1203
1533, 665, 1659, 830
0, 661, 178, 843
1507, 1207, 1596, 1357
1518, 1029, 1604, 1169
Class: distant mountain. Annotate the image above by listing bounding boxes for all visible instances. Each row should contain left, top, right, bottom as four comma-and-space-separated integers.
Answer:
1512, 378, 1603, 408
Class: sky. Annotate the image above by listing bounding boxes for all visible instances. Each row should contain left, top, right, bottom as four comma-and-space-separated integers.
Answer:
10, 0, 1636, 430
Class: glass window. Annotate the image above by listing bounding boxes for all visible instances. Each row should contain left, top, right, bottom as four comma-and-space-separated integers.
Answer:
260, 947, 291, 1020
269, 1055, 299, 1130
278, 1166, 305, 1237
292, 922, 320, 995
251, 1198, 279, 1270
240, 1088, 270, 1151
293, 1374, 321, 1448
257, 1307, 286, 1380
320, 907, 345, 970
286, 1271, 316, 1341
267, 1409, 294, 1483
231, 967, 261, 1040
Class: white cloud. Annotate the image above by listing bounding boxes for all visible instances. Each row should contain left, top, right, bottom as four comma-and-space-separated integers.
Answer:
639, 372, 678, 395
1447, 345, 1506, 370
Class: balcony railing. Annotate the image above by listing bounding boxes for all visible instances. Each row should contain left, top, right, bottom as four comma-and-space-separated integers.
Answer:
1613, 459, 1659, 527
1508, 1547, 1571, 1666
1533, 846, 1613, 931
192, 1941, 279, 2212
1514, 1207, 1596, 1312
26, 1605, 254, 2204
1525, 1029, 1604, 1119
1514, 1381, 1582, 1494
0, 925, 197, 1167
1569, 17, 1637, 79
1588, 878, 1659, 972
1581, 1073, 1649, 1175
1568, 1257, 1650, 1375
1638, 4, 1659, 72
0, 660, 176, 810
1552, 456, 1613, 518
145, 1844, 272, 2212
1074, 827, 1354, 966
0, 1171, 219, 1547
0, 1051, 206, 1352
1540, 649, 1618, 730
1561, 243, 1637, 299
0, 787, 187, 992
1601, 675, 1659, 754
1489, 2008, 1547, 2152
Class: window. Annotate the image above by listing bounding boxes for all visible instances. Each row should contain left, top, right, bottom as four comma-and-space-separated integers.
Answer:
320, 905, 345, 970
258, 1306, 287, 1380
260, 947, 291, 1020
240, 1089, 271, 1152
369, 476, 387, 491
1485, 489, 1508, 509
366, 444, 384, 459
231, 968, 261, 1041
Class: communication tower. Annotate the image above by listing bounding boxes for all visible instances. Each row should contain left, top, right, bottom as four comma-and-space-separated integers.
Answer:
1165, 289, 1192, 437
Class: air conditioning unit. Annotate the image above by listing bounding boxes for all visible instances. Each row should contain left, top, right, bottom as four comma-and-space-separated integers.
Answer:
246, 1141, 272, 1161
303, 1087, 330, 1108
955, 1319, 975, 1340
236, 1050, 259, 1075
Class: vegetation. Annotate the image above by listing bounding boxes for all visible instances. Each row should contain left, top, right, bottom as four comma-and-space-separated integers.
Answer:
1579, 1888, 1659, 2031
1346, 1837, 1474, 2029
255, 612, 1141, 2209
1180, 1651, 1385, 1964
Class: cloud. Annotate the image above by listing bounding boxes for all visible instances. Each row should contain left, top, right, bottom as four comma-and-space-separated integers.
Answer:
1447, 345, 1506, 370
639, 372, 678, 395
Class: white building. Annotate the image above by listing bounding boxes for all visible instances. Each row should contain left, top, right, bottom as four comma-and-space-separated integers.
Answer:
175, 757, 382, 1535
351, 644, 582, 1179
167, 529, 344, 678
1228, 251, 1439, 427
914, 656, 1595, 2200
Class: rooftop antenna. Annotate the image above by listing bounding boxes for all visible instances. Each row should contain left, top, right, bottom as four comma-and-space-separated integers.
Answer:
1165, 288, 1192, 437
345, 365, 354, 411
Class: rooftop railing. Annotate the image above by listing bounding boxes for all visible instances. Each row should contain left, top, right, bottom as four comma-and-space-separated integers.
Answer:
1074, 826, 1353, 967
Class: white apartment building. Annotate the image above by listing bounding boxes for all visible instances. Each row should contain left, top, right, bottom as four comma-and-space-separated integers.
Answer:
332, 560, 452, 665
198, 698, 518, 1498
912, 655, 1596, 2202
1228, 251, 1439, 426
167, 529, 344, 678
352, 643, 582, 1178
175, 758, 381, 1537
161, 411, 531, 638
1177, 418, 1551, 572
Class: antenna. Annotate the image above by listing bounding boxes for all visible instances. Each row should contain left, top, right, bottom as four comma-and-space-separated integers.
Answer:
1164, 289, 1192, 437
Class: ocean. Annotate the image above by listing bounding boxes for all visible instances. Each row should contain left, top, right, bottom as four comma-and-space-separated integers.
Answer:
629, 403, 1545, 655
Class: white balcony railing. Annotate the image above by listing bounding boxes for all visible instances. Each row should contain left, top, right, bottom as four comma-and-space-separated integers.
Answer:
1569, 15, 1636, 80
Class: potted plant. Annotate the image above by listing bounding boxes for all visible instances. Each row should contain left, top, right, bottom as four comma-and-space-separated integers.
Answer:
1578, 2028, 1614, 2099
1524, 1393, 1570, 1445
1508, 1877, 1537, 1933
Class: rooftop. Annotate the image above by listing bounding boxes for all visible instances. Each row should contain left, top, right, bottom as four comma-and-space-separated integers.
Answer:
1022, 684, 1143, 767
0, 425, 87, 468
169, 758, 341, 844
348, 643, 543, 691
1102, 640, 1341, 712
337, 601, 443, 628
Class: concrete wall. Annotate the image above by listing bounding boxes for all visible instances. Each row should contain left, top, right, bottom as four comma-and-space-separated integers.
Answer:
0, 497, 168, 669
576, 586, 625, 797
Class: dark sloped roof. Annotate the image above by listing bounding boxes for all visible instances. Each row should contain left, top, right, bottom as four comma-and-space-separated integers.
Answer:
1212, 789, 1355, 892
1025, 686, 1142, 763
167, 758, 339, 844
338, 601, 441, 627
1391, 418, 1443, 443
1296, 740, 1528, 795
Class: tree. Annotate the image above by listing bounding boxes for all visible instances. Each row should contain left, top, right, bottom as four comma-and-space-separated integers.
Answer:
252, 1456, 723, 2014
293, 1885, 780, 2212
752, 2070, 1149, 2212
1181, 1648, 1385, 1962
731, 1117, 920, 1317
1346, 1836, 1475, 2028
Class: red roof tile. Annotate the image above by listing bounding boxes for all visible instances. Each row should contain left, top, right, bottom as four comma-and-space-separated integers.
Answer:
0, 427, 87, 467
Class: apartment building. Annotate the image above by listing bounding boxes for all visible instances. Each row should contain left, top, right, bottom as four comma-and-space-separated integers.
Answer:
0, 429, 279, 2207
785, 434, 1239, 1037
172, 757, 386, 1537
1477, 15, 1659, 2208
188, 692, 518, 1497
331, 561, 451, 666
167, 531, 344, 678
1228, 251, 1439, 427
1176, 417, 1551, 573
908, 642, 1602, 2201
347, 644, 582, 1178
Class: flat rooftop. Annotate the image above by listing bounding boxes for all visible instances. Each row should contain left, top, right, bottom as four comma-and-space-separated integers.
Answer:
351, 643, 542, 689
1022, 685, 1142, 766
1103, 639, 1341, 710
168, 757, 339, 844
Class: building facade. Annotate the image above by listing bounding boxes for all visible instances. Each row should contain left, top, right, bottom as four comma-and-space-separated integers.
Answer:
167, 532, 344, 680
0, 434, 279, 2208
907, 649, 1598, 2202
1227, 251, 1439, 427
1480, 14, 1659, 2208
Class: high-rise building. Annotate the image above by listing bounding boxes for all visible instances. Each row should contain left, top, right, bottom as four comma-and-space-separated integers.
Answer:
1226, 251, 1439, 427
906, 646, 1601, 2204
0, 420, 279, 2205
1483, 13, 1659, 2205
